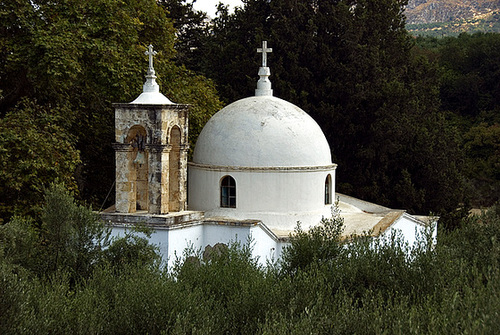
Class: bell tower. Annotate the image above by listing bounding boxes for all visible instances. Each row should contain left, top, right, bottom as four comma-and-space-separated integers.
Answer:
113, 45, 189, 214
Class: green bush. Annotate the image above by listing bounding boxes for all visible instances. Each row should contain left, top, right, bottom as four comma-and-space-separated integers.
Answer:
2, 193, 500, 334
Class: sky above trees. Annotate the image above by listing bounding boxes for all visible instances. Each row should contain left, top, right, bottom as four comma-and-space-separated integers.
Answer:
192, 0, 243, 17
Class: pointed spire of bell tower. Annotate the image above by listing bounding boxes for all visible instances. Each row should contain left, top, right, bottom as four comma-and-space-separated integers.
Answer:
131, 44, 173, 104
255, 41, 273, 96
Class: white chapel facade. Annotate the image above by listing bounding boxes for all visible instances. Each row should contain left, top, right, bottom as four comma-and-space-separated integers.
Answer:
102, 43, 435, 266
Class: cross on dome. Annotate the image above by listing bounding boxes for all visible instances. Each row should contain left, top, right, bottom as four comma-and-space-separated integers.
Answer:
255, 41, 273, 96
257, 41, 272, 67
145, 44, 157, 75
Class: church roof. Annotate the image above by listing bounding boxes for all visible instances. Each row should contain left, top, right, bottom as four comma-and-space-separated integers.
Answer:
193, 96, 332, 167
192, 41, 332, 168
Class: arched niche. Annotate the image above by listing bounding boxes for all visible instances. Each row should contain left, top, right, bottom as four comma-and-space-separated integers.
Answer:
127, 125, 148, 211
169, 125, 182, 211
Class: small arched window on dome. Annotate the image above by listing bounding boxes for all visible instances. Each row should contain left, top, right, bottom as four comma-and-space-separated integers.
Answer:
325, 174, 332, 205
221, 176, 236, 208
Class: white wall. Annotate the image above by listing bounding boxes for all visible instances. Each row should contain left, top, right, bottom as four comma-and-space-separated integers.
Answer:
188, 165, 336, 230
381, 214, 437, 248
109, 222, 288, 270
109, 213, 435, 272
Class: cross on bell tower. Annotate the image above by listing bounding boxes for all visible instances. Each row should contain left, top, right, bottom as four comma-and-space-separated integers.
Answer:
145, 44, 157, 76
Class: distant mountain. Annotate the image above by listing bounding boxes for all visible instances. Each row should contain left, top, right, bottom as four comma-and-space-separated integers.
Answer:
405, 0, 500, 36
406, 0, 500, 24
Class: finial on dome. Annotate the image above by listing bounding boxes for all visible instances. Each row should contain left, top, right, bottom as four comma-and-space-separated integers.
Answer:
255, 41, 273, 96
131, 44, 173, 104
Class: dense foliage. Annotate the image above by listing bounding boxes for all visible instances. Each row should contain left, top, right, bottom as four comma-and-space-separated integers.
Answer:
0, 0, 222, 222
0, 99, 80, 221
175, 0, 468, 220
164, 0, 500, 219
2, 186, 500, 334
413, 32, 500, 207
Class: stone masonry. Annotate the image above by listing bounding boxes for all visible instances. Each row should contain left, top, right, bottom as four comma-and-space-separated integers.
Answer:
113, 103, 189, 214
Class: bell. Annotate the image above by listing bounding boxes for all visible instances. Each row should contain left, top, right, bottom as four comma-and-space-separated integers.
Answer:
133, 151, 146, 165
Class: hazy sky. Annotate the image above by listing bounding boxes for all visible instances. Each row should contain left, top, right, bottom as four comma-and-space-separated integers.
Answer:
192, 0, 244, 18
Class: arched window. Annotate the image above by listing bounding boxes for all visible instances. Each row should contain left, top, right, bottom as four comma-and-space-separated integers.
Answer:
325, 174, 332, 205
220, 176, 236, 208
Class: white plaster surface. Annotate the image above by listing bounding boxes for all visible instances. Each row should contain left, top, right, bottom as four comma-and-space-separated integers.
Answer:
189, 92, 337, 234
107, 195, 436, 270
109, 221, 287, 269
130, 91, 173, 104
188, 165, 336, 233
381, 213, 437, 247
193, 96, 332, 167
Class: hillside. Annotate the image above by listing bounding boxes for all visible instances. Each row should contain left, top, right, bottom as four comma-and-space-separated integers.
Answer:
406, 0, 500, 24
405, 0, 500, 36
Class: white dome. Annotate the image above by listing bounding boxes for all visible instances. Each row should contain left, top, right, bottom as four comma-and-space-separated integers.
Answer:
193, 96, 332, 167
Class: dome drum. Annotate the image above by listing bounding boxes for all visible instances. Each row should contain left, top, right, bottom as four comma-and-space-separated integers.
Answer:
188, 164, 337, 230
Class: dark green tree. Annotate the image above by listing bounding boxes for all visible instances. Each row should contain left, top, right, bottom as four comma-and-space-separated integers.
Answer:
194, 0, 466, 216
439, 33, 500, 120
435, 33, 500, 207
160, 0, 210, 70
0, 183, 110, 279
464, 123, 500, 206
0, 99, 80, 222
0, 182, 163, 283
190, 0, 274, 103
0, 0, 222, 218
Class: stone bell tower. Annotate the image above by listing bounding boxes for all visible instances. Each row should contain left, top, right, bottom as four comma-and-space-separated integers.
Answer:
113, 45, 189, 214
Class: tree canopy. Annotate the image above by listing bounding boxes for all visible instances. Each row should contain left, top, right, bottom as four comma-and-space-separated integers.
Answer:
0, 0, 222, 221
183, 0, 466, 218
436, 33, 500, 206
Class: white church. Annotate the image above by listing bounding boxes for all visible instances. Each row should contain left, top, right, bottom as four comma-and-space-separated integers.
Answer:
102, 43, 435, 267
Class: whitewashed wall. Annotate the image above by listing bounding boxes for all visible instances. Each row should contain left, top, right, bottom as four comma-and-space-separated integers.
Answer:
109, 222, 288, 270
188, 165, 336, 231
380, 213, 437, 248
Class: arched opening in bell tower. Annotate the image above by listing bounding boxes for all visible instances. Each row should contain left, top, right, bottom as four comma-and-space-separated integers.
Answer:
126, 125, 148, 212
169, 126, 181, 212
